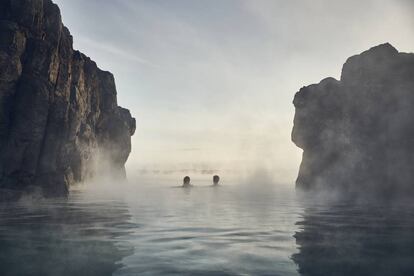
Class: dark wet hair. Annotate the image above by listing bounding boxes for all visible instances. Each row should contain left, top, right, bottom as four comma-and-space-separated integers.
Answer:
183, 176, 191, 184
213, 175, 220, 184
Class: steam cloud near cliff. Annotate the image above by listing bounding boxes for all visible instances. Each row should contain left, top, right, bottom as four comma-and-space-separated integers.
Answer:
54, 0, 414, 189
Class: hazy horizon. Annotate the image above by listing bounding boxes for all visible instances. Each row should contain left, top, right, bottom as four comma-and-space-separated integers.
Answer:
53, 0, 414, 183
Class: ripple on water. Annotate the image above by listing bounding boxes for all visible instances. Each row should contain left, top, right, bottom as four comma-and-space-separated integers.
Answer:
113, 185, 301, 276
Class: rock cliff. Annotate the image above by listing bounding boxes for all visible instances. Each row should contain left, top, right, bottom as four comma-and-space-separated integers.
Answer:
0, 0, 136, 196
292, 43, 414, 197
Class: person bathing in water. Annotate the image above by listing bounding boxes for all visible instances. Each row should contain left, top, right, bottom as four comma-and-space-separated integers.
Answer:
213, 175, 220, 186
181, 175, 220, 187
183, 176, 192, 187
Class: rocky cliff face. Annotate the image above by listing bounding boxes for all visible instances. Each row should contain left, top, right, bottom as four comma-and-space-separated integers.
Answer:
292, 43, 414, 197
0, 0, 136, 196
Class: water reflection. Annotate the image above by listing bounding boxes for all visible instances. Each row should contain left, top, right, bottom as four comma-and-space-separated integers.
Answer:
117, 184, 301, 275
7, 182, 412, 275
0, 191, 136, 276
293, 201, 414, 276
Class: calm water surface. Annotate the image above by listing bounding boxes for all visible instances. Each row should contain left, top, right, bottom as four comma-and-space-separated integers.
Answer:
0, 178, 414, 276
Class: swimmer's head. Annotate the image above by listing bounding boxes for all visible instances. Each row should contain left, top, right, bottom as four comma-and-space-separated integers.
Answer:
213, 175, 220, 185
183, 176, 191, 186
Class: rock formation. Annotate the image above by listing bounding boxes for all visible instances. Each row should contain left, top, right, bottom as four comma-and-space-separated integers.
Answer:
0, 0, 136, 196
292, 43, 414, 197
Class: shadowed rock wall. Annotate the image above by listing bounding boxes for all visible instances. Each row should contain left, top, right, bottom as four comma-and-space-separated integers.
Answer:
292, 43, 414, 198
0, 0, 136, 196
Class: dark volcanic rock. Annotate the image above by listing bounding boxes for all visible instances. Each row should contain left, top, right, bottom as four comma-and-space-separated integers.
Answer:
292, 43, 414, 197
0, 0, 136, 196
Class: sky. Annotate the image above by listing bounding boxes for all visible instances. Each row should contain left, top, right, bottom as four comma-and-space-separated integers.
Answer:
53, 0, 414, 183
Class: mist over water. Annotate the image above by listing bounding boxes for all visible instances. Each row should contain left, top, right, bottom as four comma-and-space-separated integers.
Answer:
294, 200, 414, 276
2, 175, 414, 276
0, 0, 413, 275
114, 178, 300, 275
0, 189, 135, 276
